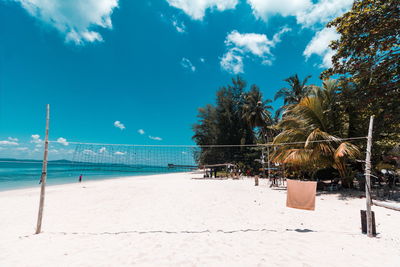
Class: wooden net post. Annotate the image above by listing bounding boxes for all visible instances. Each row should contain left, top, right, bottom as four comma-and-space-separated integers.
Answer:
365, 115, 375, 237
35, 104, 50, 234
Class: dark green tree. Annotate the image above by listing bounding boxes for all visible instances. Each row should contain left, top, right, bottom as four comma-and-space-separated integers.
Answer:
322, 0, 400, 158
242, 85, 273, 142
192, 77, 272, 167
192, 104, 219, 164
214, 76, 253, 146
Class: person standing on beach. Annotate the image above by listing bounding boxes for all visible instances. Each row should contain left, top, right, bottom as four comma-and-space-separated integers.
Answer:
79, 174, 82, 183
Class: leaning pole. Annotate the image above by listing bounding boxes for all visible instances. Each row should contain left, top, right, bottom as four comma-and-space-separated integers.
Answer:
35, 104, 50, 234
365, 115, 374, 237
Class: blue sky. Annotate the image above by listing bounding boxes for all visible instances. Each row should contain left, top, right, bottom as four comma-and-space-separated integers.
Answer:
0, 0, 353, 159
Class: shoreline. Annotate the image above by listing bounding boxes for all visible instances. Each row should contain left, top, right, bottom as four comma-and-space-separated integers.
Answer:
0, 170, 193, 193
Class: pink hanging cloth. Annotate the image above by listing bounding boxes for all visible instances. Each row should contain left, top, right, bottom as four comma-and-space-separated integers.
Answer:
286, 179, 317, 211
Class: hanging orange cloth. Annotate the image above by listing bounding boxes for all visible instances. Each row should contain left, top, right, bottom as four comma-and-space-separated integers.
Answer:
286, 179, 317, 211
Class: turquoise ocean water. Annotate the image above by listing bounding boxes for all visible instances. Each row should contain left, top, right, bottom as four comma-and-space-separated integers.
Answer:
0, 160, 190, 191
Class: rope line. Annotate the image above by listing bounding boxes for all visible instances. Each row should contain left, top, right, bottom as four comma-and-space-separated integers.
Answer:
47, 136, 367, 148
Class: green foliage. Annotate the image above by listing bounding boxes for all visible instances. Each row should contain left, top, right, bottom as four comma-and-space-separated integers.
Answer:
272, 80, 360, 187
214, 76, 253, 146
242, 85, 273, 142
274, 74, 313, 119
274, 74, 312, 105
322, 0, 400, 159
192, 76, 273, 166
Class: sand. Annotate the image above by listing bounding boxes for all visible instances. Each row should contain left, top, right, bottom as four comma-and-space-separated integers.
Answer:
0, 172, 399, 267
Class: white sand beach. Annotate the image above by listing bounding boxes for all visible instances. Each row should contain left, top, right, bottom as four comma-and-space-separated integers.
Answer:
1, 172, 399, 267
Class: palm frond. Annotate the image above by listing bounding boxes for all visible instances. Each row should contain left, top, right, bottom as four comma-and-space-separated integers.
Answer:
334, 142, 360, 159
283, 149, 314, 165
305, 128, 340, 152
276, 117, 306, 131
273, 129, 307, 144
293, 97, 327, 131
274, 87, 291, 101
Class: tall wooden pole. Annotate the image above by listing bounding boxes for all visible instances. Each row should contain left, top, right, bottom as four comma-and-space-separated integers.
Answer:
264, 133, 271, 180
365, 115, 374, 237
267, 146, 271, 179
35, 104, 50, 234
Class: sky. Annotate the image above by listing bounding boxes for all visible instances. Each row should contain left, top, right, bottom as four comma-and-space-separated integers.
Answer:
0, 0, 354, 159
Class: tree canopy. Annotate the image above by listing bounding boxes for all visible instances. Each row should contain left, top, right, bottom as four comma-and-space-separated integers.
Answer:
191, 0, 399, 185
192, 77, 272, 166
272, 80, 360, 187
322, 0, 400, 156
274, 74, 313, 119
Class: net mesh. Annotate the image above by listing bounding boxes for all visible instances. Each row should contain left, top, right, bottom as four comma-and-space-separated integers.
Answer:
0, 137, 368, 185
70, 144, 200, 174
67, 143, 267, 174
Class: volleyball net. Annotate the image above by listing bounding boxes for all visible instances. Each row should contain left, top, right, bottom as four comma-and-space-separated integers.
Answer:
0, 137, 369, 179
69, 143, 200, 173
63, 142, 267, 174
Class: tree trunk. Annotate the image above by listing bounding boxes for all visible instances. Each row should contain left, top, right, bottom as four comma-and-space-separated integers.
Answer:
336, 161, 353, 188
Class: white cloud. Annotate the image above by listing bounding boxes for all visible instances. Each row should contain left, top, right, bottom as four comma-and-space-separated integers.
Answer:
247, 0, 311, 20
57, 137, 69, 146
99, 147, 107, 153
226, 28, 290, 58
167, 0, 352, 25
244, 0, 353, 68
114, 151, 126, 155
220, 48, 244, 74
149, 136, 163, 141
181, 58, 196, 72
172, 17, 186, 33
16, 147, 29, 151
83, 149, 96, 155
63, 149, 75, 154
166, 0, 238, 20
303, 27, 339, 68
220, 28, 290, 73
8, 137, 19, 142
247, 0, 353, 28
138, 129, 145, 135
30, 134, 42, 144
114, 120, 125, 130
15, 0, 119, 45
0, 140, 19, 146
296, 0, 354, 28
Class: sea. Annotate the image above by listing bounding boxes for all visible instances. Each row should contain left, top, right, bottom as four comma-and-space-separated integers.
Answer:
0, 160, 191, 191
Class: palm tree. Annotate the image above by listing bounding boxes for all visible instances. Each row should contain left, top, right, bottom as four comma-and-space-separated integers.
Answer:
274, 74, 312, 118
271, 80, 360, 187
242, 85, 273, 142
242, 85, 273, 178
275, 74, 312, 104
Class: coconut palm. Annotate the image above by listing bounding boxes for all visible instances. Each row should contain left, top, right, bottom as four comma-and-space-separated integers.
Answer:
272, 80, 360, 187
274, 74, 313, 119
242, 85, 273, 142
275, 74, 312, 105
